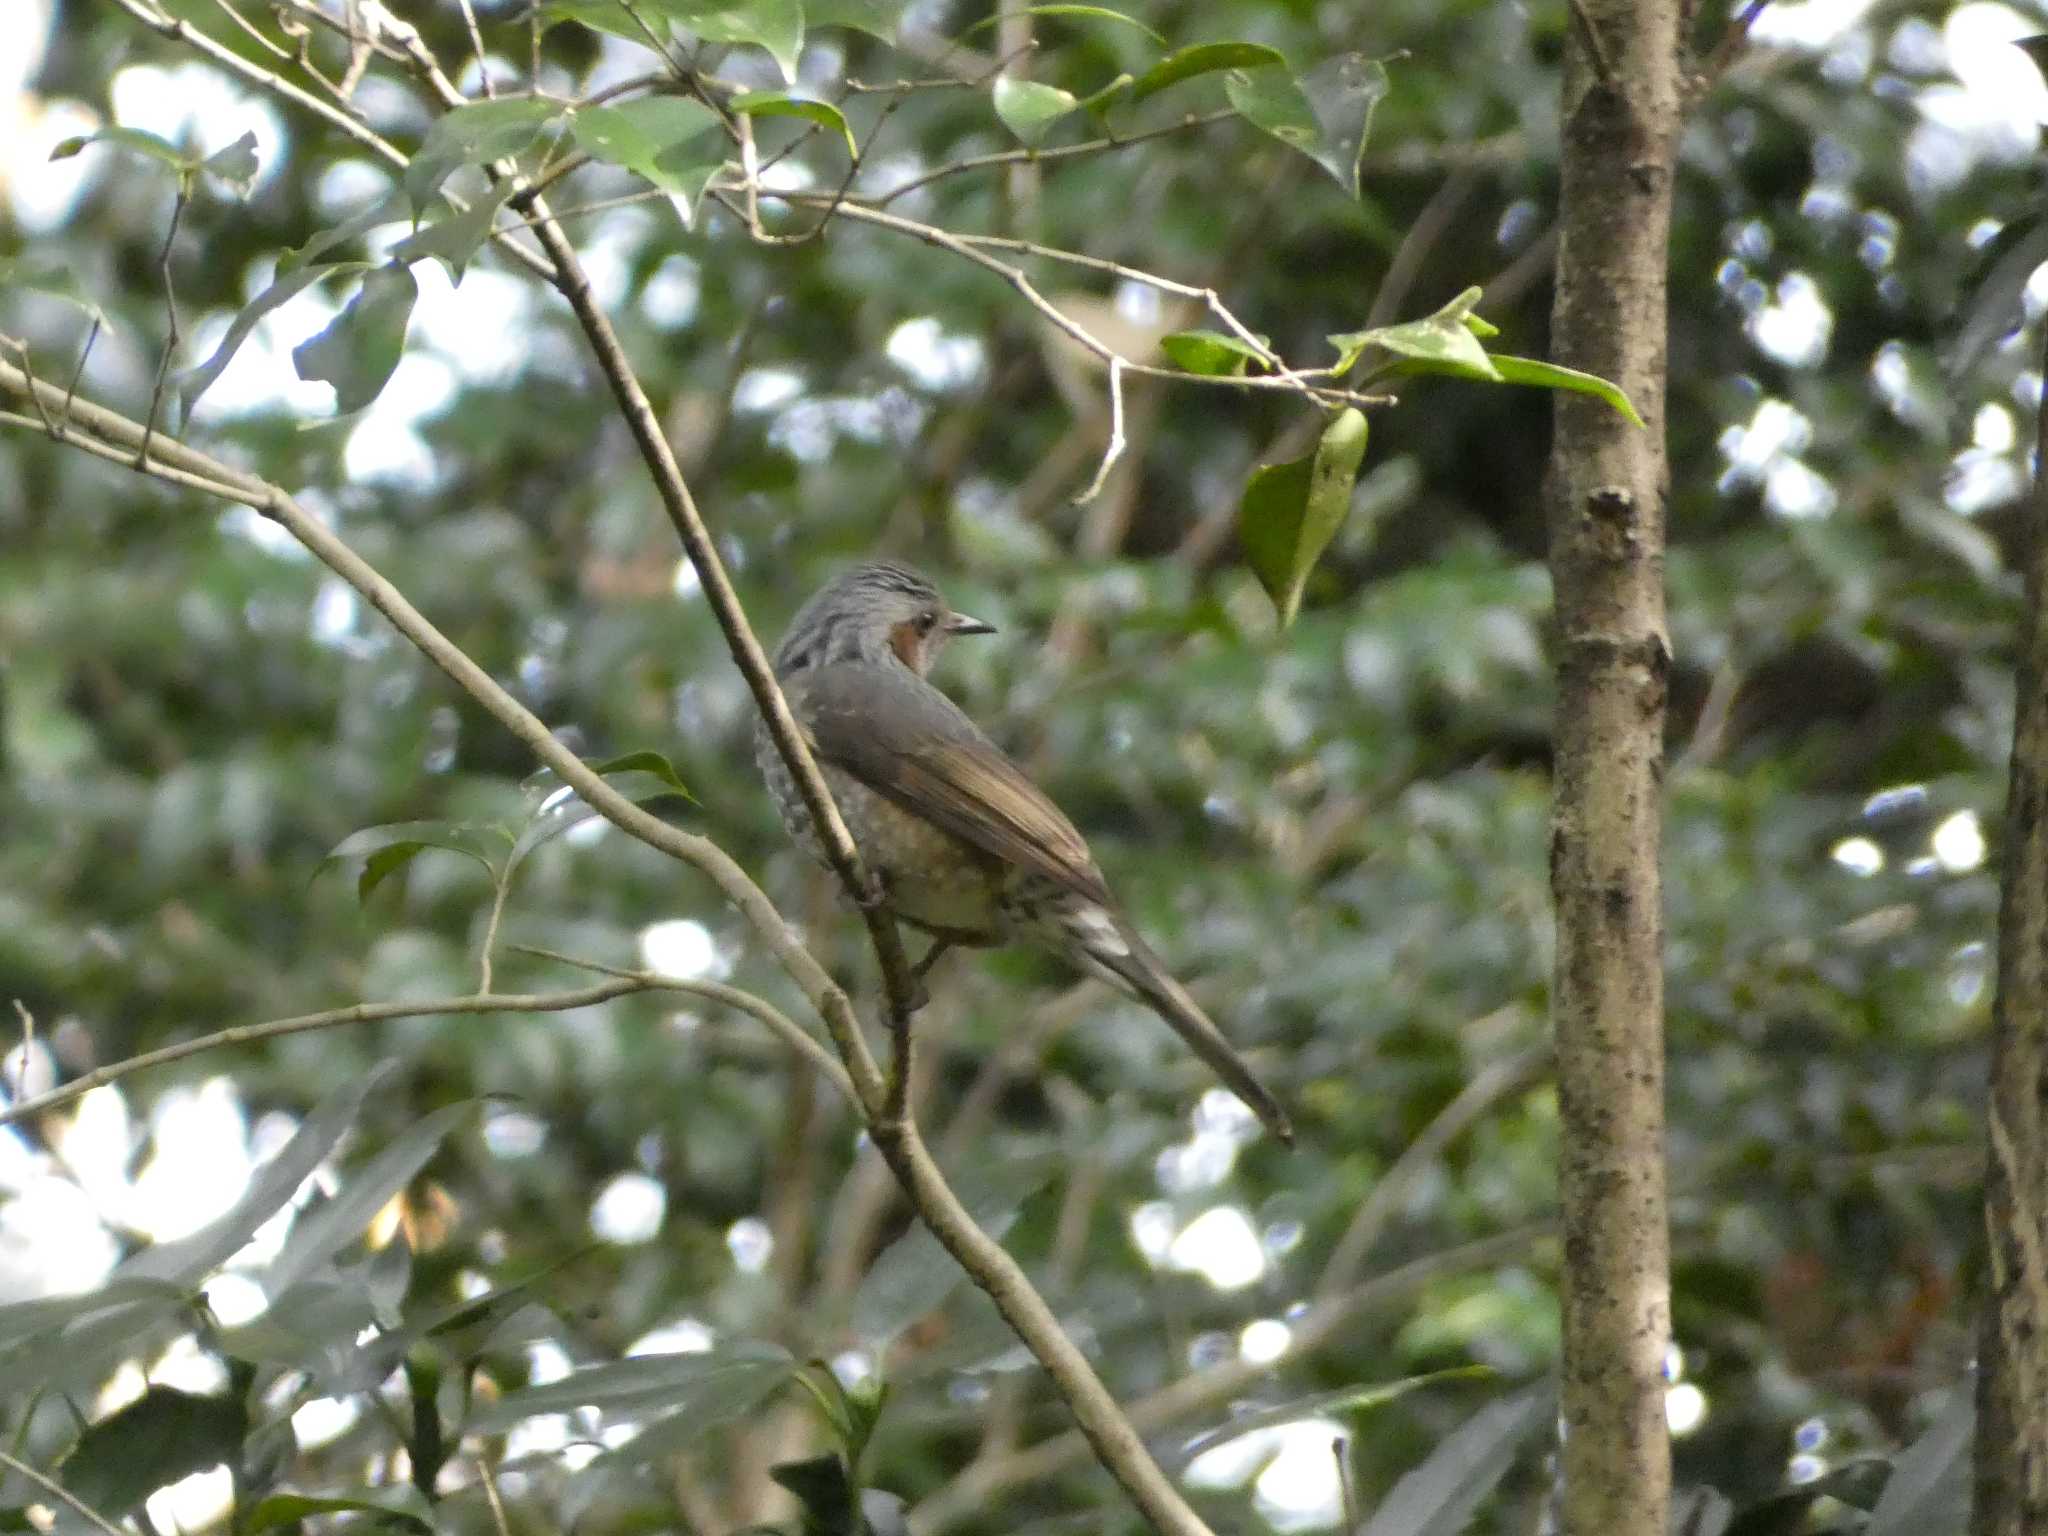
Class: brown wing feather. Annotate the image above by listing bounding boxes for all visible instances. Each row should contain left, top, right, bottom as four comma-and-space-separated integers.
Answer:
795, 661, 1111, 905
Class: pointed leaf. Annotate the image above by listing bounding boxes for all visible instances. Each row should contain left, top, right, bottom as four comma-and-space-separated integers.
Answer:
1160, 329, 1271, 377
1175, 1366, 1495, 1470
571, 97, 725, 225
1359, 1386, 1553, 1536
851, 1158, 1053, 1348
1131, 41, 1286, 103
1331, 288, 1499, 380
244, 1488, 436, 1535
465, 1339, 795, 1432
0, 1279, 187, 1350
1491, 355, 1643, 425
260, 1100, 479, 1296
200, 130, 260, 196
1865, 1390, 1973, 1536
59, 1388, 247, 1521
405, 97, 561, 208
390, 184, 514, 278
682, 0, 806, 83
992, 76, 1079, 146
117, 1064, 394, 1286
959, 4, 1162, 42
769, 1455, 859, 1530
1239, 406, 1369, 628
320, 820, 509, 904
51, 126, 197, 178
291, 264, 418, 413
511, 753, 695, 866
277, 188, 407, 274
1225, 54, 1387, 198
178, 261, 368, 416
730, 91, 856, 156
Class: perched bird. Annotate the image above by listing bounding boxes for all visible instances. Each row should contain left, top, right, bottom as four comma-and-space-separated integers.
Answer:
755, 560, 1293, 1145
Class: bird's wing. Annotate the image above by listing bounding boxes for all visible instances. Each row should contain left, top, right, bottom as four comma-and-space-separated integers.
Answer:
796, 662, 1112, 904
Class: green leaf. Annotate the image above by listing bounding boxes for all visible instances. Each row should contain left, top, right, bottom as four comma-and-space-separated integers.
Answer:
277, 188, 408, 274
1490, 355, 1644, 425
769, 1455, 859, 1531
320, 819, 511, 904
244, 1488, 437, 1535
805, 0, 902, 39
50, 125, 196, 178
465, 1340, 795, 1433
730, 91, 857, 156
1358, 1386, 1552, 1536
850, 1158, 1053, 1348
1239, 406, 1370, 628
177, 261, 368, 417
405, 97, 561, 208
0, 1280, 187, 1350
1160, 329, 1271, 377
959, 4, 1163, 42
1225, 53, 1387, 198
60, 1388, 247, 1521
511, 752, 696, 866
571, 98, 725, 224
992, 76, 1079, 146
1330, 288, 1500, 380
1130, 42, 1286, 103
260, 1100, 479, 1296
200, 130, 260, 196
389, 184, 514, 278
1175, 1366, 1494, 1469
291, 265, 419, 414
682, 0, 806, 83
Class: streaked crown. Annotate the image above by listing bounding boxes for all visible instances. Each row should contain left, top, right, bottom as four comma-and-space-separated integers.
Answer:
773, 560, 946, 673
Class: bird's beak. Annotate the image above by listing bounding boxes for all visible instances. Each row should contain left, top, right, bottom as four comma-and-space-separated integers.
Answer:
947, 613, 997, 636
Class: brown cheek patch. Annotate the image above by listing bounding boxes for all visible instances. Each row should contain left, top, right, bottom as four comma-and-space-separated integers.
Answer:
889, 621, 921, 668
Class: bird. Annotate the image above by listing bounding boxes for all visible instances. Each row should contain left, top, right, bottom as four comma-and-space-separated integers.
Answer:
754, 559, 1293, 1145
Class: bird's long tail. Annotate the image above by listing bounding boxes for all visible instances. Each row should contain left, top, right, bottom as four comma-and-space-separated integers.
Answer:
1075, 913, 1295, 1146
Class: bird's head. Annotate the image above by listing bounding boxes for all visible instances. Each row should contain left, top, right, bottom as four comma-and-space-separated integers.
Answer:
774, 560, 995, 677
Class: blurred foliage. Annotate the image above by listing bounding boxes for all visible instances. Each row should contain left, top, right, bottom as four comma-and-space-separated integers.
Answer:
0, 0, 2021, 1526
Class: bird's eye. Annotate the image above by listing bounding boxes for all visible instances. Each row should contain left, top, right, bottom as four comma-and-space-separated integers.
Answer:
915, 610, 938, 635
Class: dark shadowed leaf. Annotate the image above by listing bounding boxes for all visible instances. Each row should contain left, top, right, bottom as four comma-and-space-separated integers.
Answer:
731, 91, 857, 156
405, 98, 561, 207
390, 185, 514, 278
465, 1339, 795, 1432
992, 76, 1079, 145
59, 1388, 247, 1522
850, 1159, 1053, 1348
1865, 1390, 1973, 1536
1722, 1459, 1891, 1536
291, 265, 418, 413
770, 1455, 859, 1532
1131, 41, 1287, 103
1239, 406, 1369, 628
1160, 329, 1271, 376
1358, 1385, 1552, 1536
244, 1487, 437, 1534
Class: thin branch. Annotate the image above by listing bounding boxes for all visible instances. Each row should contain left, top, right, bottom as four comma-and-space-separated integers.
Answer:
0, 1451, 129, 1536
138, 181, 186, 463
874, 109, 1236, 206
1, 979, 695, 1130
457, 0, 494, 97
1072, 357, 1125, 505
476, 870, 514, 994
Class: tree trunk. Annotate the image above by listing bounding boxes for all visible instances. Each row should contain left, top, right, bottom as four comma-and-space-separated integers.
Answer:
1972, 324, 2048, 1536
1543, 0, 1684, 1529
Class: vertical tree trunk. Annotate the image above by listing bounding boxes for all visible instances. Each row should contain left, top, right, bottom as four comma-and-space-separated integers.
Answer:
1972, 328, 2048, 1536
1544, 1, 1684, 1530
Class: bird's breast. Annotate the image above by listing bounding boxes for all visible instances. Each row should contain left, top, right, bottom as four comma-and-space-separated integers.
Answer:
818, 763, 1007, 942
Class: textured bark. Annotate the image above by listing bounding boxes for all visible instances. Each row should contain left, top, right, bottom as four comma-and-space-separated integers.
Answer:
1972, 327, 2048, 1536
1543, 0, 1684, 1530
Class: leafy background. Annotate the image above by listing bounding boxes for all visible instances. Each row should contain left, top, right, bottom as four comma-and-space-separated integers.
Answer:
0, 0, 2026, 1526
